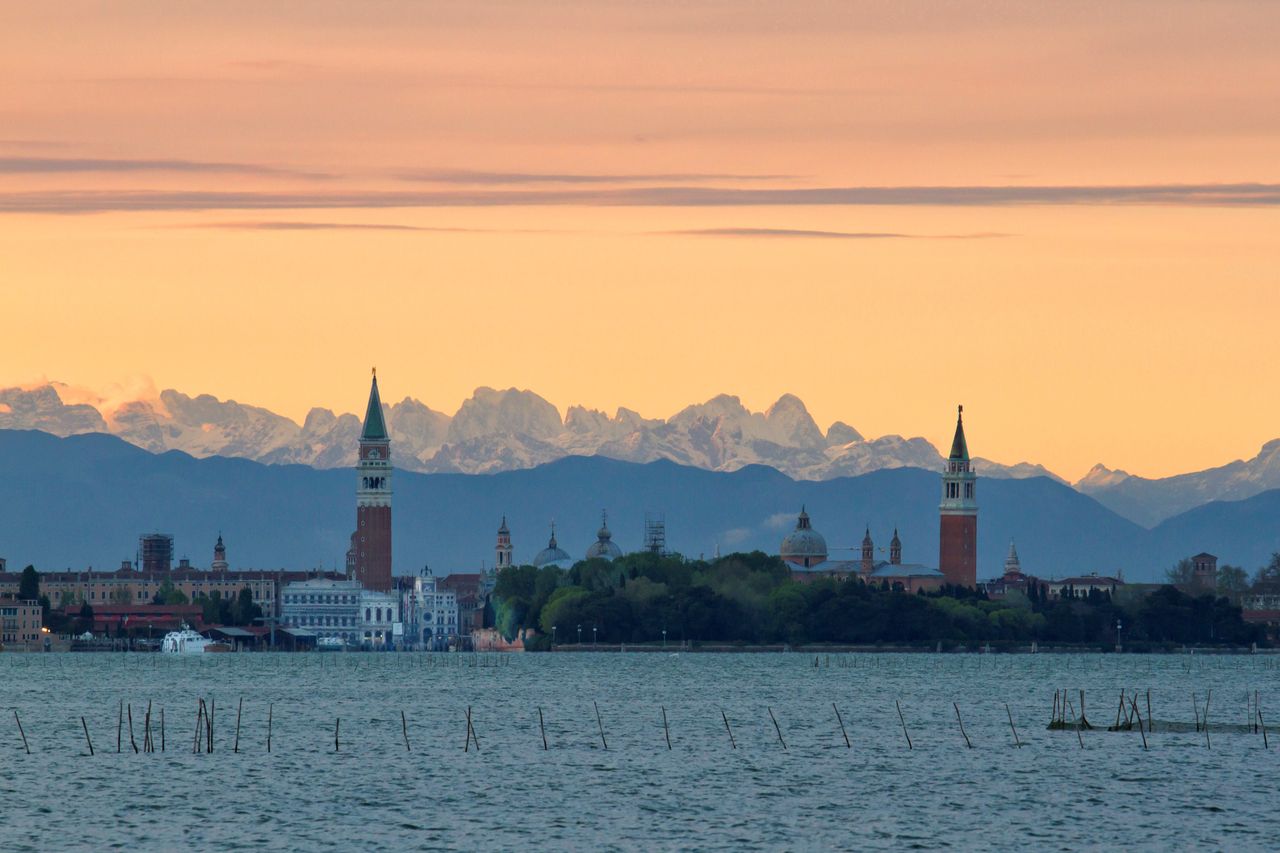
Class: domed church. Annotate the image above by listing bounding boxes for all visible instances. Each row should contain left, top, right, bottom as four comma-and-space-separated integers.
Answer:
532, 525, 575, 569
780, 507, 828, 568
585, 511, 623, 561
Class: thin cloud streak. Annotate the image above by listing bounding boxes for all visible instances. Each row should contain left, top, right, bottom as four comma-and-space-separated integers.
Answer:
173, 221, 566, 234
397, 169, 794, 184
667, 227, 1010, 239
4, 183, 1280, 214
0, 157, 327, 178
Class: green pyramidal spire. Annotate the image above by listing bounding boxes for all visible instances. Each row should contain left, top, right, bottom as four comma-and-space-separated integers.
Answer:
361, 368, 388, 441
948, 404, 969, 461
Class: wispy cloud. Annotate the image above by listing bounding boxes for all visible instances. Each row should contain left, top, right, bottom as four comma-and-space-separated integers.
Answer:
3, 183, 1279, 214
666, 227, 1009, 239
173, 220, 565, 234
396, 169, 794, 184
0, 157, 327, 179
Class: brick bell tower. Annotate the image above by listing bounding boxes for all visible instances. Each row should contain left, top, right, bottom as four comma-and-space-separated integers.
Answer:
352, 368, 393, 591
939, 405, 978, 588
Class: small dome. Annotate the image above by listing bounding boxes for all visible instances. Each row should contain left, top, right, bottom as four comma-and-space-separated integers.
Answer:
781, 508, 828, 564
532, 527, 573, 568
585, 511, 622, 560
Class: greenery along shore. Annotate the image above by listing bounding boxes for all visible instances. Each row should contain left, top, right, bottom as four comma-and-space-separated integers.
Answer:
492, 552, 1267, 651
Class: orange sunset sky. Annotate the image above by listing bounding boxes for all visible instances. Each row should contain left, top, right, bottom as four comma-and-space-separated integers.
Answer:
1, 1, 1278, 482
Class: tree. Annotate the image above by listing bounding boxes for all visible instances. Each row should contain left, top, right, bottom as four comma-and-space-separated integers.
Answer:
232, 587, 261, 626
152, 578, 188, 605
1166, 558, 1195, 588
1253, 553, 1280, 594
1216, 565, 1250, 604
18, 565, 39, 602
75, 602, 95, 635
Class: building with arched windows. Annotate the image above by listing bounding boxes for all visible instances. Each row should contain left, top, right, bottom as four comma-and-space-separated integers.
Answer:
280, 576, 402, 648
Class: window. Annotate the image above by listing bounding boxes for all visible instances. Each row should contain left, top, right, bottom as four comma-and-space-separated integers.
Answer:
365, 607, 371, 621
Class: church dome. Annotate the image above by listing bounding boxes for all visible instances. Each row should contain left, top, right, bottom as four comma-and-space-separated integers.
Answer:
780, 507, 828, 567
532, 528, 573, 568
585, 511, 623, 560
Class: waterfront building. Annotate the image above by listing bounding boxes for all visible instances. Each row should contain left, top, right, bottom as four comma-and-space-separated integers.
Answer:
585, 510, 623, 561
349, 369, 393, 592
440, 570, 495, 641
280, 576, 402, 648
0, 595, 42, 647
400, 568, 460, 650
0, 546, 285, 620
939, 405, 979, 588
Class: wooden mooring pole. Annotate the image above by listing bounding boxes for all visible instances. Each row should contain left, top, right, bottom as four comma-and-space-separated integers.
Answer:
234, 697, 243, 754
538, 707, 548, 750
721, 709, 736, 749
1005, 703, 1022, 748
896, 700, 912, 750
127, 703, 138, 753
267, 703, 273, 753
834, 703, 850, 748
954, 703, 973, 749
14, 710, 30, 755
594, 701, 608, 751
81, 716, 94, 756
767, 707, 787, 751
661, 706, 672, 750
402, 710, 411, 752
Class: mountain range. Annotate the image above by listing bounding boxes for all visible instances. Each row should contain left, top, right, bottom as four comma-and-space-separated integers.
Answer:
3, 381, 1279, 528
3, 429, 1279, 583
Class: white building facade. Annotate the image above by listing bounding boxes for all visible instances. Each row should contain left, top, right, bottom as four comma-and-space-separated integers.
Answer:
281, 577, 402, 648
401, 569, 460, 650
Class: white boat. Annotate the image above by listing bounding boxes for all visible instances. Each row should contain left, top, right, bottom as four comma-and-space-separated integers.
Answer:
160, 625, 215, 654
316, 635, 347, 652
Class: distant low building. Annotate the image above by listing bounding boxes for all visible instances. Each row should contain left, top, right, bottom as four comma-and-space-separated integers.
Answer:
983, 540, 1044, 597
1046, 573, 1124, 598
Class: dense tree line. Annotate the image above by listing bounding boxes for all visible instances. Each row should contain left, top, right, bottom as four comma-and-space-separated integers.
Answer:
492, 552, 1266, 650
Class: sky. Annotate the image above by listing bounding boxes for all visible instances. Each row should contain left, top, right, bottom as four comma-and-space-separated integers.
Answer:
1, 0, 1278, 482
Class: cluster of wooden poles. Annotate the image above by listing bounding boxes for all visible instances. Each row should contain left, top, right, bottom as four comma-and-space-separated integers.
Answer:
10, 689, 1275, 756
1046, 687, 1270, 750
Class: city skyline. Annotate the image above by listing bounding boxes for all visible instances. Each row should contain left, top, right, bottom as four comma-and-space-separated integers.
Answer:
3, 1, 1279, 482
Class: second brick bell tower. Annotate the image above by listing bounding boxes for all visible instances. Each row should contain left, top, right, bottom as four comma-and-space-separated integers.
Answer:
939, 405, 978, 588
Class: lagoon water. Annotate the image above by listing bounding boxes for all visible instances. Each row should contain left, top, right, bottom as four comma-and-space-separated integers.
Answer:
2, 652, 1278, 851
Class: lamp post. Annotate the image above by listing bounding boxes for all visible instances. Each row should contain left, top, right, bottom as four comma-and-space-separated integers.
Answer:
1116, 618, 1123, 653
552, 625, 557, 648
662, 628, 667, 649
577, 624, 582, 646
593, 625, 598, 648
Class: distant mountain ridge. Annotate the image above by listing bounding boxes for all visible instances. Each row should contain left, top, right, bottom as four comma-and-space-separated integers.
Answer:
7, 380, 1280, 528
1076, 439, 1280, 527
0, 430, 1276, 584
0, 381, 1056, 482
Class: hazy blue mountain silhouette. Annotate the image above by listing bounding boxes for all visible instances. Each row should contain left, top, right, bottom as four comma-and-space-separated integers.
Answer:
2, 429, 1270, 582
